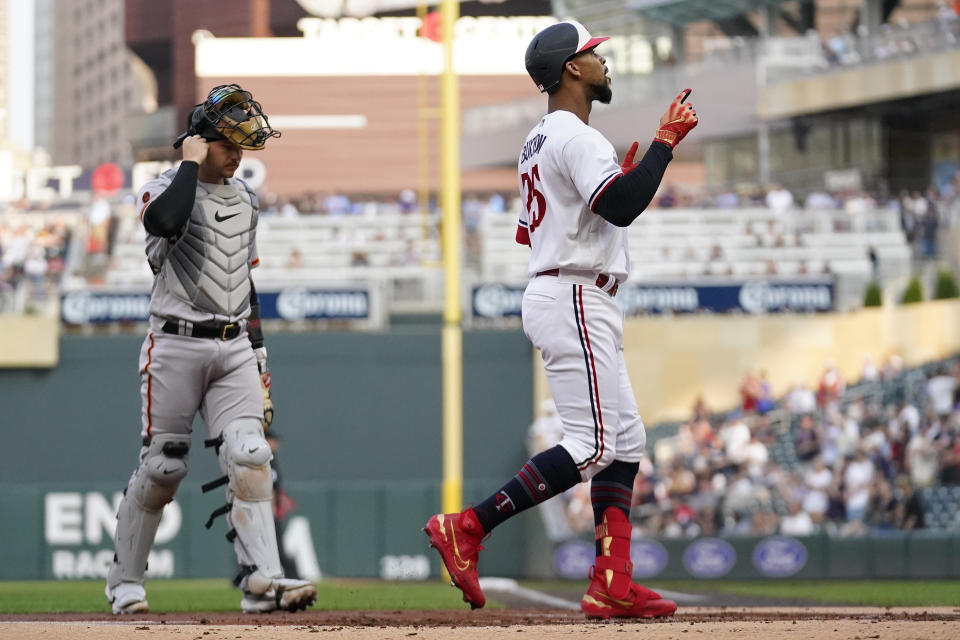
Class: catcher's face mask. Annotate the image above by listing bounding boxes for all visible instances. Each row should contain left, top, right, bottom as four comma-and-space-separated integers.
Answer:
175, 84, 280, 150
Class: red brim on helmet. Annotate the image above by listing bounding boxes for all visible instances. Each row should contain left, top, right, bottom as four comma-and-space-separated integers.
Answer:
576, 36, 610, 54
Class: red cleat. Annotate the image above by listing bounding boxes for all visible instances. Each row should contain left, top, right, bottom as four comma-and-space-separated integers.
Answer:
423, 509, 486, 609
581, 567, 678, 620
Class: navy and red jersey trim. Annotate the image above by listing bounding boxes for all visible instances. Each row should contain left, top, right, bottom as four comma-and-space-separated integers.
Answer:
572, 284, 605, 471
589, 171, 622, 212
515, 218, 531, 246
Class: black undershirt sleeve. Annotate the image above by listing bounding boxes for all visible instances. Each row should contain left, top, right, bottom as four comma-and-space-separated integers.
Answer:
142, 161, 199, 238
247, 279, 264, 350
592, 141, 673, 227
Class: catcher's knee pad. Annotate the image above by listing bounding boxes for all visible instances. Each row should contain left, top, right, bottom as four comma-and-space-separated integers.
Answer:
129, 433, 191, 511
219, 418, 272, 502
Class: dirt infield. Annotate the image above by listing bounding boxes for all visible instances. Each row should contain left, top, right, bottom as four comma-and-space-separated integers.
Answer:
1, 608, 958, 639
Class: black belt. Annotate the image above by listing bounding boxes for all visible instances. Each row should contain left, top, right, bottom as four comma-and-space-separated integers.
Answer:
536, 268, 619, 297
162, 320, 243, 341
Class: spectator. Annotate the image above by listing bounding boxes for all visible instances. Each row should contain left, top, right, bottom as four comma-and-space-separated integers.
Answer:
691, 394, 712, 423
279, 200, 301, 218
939, 429, 960, 484
765, 183, 795, 213
744, 431, 770, 480
843, 448, 875, 523
882, 354, 904, 381
860, 354, 879, 381
802, 456, 833, 523
894, 475, 925, 530
780, 500, 815, 536
920, 190, 940, 258
906, 423, 941, 487
397, 188, 418, 214
658, 185, 677, 208
804, 189, 837, 210
740, 371, 762, 413
794, 414, 822, 462
756, 371, 776, 414
719, 412, 751, 466
925, 367, 956, 419
817, 359, 846, 410
866, 477, 898, 530
786, 381, 817, 414
285, 248, 304, 269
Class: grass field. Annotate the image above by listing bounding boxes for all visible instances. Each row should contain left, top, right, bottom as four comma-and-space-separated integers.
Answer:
651, 580, 960, 607
0, 579, 477, 614
1, 579, 958, 613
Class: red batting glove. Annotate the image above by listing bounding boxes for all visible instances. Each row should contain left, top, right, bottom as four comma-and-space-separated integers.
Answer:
654, 88, 698, 149
621, 141, 639, 173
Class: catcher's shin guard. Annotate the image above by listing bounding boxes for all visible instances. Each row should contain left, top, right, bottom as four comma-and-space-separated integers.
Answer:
109, 434, 190, 591
217, 419, 282, 575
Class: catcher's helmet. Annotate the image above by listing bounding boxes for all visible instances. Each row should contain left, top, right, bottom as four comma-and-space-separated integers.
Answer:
525, 21, 610, 94
173, 84, 280, 150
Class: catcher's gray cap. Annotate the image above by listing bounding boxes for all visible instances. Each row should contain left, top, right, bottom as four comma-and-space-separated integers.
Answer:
525, 21, 610, 93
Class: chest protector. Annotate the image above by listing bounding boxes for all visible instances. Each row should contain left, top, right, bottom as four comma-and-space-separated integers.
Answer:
162, 180, 259, 316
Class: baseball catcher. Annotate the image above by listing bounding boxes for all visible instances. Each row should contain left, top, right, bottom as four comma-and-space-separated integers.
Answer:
105, 84, 316, 614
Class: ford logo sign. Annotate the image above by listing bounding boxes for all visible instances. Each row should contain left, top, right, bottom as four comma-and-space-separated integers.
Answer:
553, 541, 595, 580
752, 537, 807, 577
683, 538, 736, 578
630, 540, 668, 578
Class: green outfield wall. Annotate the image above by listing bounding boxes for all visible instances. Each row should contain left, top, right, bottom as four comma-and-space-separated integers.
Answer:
2, 331, 958, 582
0, 330, 535, 581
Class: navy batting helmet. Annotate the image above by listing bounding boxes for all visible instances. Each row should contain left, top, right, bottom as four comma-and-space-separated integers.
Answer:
525, 21, 610, 94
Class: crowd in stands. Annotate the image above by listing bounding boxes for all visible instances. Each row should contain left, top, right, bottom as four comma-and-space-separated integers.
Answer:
818, 5, 960, 70
0, 216, 73, 309
655, 176, 960, 262
2, 160, 959, 297
638, 356, 959, 538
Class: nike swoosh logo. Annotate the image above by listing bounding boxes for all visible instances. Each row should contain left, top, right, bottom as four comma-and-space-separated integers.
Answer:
247, 446, 260, 454
214, 210, 242, 222
162, 469, 175, 475
448, 518, 472, 572
594, 590, 634, 607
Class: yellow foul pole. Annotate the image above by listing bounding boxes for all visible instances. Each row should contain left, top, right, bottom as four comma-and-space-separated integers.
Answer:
440, 0, 463, 519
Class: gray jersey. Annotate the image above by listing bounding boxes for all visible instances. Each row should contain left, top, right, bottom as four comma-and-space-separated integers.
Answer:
137, 169, 260, 324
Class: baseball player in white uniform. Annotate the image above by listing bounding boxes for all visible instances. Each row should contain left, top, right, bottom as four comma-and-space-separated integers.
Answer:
105, 84, 317, 614
425, 21, 698, 619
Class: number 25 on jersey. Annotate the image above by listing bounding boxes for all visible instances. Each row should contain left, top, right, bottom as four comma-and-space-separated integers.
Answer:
521, 164, 547, 233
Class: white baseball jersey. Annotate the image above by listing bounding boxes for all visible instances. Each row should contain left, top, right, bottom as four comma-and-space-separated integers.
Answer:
516, 110, 630, 283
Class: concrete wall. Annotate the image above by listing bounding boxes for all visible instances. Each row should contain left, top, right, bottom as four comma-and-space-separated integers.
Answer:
0, 312, 58, 367
759, 49, 960, 119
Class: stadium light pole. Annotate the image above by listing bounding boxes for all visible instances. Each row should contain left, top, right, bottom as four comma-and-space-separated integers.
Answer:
439, 0, 463, 524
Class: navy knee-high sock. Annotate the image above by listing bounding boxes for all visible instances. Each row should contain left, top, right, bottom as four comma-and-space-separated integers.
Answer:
472, 445, 581, 534
590, 460, 639, 555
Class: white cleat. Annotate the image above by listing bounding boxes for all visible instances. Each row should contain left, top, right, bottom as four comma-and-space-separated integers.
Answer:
241, 577, 317, 613
106, 582, 149, 614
